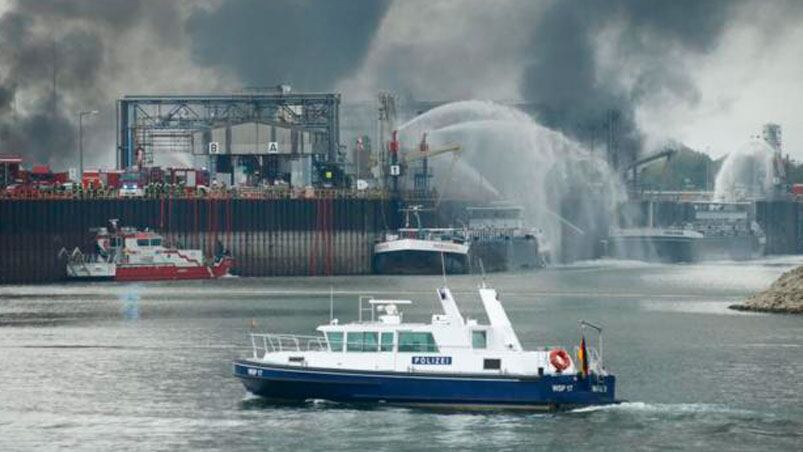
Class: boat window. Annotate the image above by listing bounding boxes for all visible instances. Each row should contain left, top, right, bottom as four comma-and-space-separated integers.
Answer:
484, 358, 501, 370
398, 332, 439, 352
110, 238, 122, 247
346, 332, 361, 352
150, 239, 162, 247
346, 332, 379, 352
472, 330, 487, 349
363, 332, 378, 351
136, 239, 149, 247
380, 332, 394, 352
326, 332, 343, 352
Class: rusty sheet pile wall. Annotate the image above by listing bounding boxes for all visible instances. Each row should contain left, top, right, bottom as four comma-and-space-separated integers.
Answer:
0, 198, 399, 283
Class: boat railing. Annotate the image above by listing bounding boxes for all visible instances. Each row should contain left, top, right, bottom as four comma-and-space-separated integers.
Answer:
572, 345, 606, 375
395, 228, 465, 242
589, 348, 604, 374
578, 319, 604, 371
59, 247, 111, 267
466, 227, 531, 241
249, 333, 329, 357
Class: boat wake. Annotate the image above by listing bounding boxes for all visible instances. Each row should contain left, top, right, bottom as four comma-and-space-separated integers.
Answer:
306, 399, 343, 408
570, 402, 755, 416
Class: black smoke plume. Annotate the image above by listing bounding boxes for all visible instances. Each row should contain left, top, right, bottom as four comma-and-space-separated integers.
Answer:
521, 0, 741, 164
1, 0, 800, 169
0, 0, 392, 169
186, 0, 392, 91
0, 1, 183, 168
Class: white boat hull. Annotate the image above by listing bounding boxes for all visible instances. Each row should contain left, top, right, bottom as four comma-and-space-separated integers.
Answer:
373, 239, 469, 275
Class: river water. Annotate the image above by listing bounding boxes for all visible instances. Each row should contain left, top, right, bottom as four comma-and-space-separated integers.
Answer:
1, 258, 802, 451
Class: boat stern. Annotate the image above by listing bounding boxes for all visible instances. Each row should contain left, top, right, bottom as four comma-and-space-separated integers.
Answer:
211, 256, 235, 278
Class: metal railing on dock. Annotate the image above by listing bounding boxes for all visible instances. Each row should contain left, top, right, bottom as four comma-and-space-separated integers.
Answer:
0, 186, 393, 201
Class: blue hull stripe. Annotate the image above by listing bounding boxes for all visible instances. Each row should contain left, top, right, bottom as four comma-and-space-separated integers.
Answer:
233, 360, 617, 407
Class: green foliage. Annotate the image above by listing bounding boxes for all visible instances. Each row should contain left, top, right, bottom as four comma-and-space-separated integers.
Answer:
638, 147, 721, 191
787, 161, 803, 184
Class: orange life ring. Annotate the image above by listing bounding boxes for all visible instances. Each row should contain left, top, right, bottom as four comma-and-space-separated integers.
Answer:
549, 348, 572, 372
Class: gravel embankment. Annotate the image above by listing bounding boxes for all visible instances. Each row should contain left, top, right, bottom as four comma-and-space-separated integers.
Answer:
730, 265, 803, 314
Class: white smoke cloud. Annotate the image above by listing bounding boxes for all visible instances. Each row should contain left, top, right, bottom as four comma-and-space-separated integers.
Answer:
630, 2, 803, 159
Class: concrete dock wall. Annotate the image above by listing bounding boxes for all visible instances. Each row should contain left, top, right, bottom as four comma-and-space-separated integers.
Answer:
0, 198, 400, 283
755, 201, 803, 254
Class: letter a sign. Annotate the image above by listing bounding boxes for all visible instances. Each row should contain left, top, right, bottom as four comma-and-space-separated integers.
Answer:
267, 142, 279, 154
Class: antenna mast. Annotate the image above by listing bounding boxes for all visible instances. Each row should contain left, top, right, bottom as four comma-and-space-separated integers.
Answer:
329, 286, 334, 322
440, 252, 448, 287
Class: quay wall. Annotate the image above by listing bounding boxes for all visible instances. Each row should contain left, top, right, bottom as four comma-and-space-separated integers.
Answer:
0, 198, 400, 283
755, 201, 803, 254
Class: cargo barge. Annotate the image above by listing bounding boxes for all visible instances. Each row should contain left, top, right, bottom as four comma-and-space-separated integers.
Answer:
465, 204, 551, 272
608, 201, 767, 262
372, 206, 469, 275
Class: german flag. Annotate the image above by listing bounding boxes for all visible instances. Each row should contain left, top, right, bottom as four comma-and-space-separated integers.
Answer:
578, 335, 590, 377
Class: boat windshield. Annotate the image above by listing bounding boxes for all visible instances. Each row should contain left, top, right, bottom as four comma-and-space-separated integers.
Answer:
326, 332, 343, 351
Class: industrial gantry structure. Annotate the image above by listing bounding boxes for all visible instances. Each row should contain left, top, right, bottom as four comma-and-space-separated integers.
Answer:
116, 90, 342, 186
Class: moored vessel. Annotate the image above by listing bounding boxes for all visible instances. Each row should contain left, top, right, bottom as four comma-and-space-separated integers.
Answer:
465, 204, 551, 271
372, 206, 469, 274
608, 201, 765, 263
607, 227, 702, 262
689, 201, 766, 260
60, 219, 234, 281
233, 280, 617, 410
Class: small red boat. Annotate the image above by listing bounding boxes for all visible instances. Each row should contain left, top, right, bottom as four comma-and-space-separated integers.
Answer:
61, 220, 234, 281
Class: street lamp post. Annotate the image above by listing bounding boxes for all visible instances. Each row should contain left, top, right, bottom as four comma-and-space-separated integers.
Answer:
78, 110, 98, 177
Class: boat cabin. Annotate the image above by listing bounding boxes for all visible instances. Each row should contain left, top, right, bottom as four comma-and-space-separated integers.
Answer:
316, 293, 503, 357
95, 227, 165, 254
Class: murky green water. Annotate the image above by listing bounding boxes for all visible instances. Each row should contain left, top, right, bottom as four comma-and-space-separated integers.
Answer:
1, 258, 801, 450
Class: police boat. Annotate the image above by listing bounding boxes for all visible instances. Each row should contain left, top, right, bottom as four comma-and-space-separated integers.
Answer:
233, 282, 617, 410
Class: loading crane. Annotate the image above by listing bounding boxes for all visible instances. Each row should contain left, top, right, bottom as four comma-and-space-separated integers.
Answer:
401, 135, 462, 164
405, 133, 461, 201
621, 148, 676, 192
386, 131, 462, 201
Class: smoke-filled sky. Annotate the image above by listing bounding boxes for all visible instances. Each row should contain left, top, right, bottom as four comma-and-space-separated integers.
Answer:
0, 0, 802, 169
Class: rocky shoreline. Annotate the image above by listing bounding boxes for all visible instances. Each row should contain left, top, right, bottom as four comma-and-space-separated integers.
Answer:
729, 265, 803, 314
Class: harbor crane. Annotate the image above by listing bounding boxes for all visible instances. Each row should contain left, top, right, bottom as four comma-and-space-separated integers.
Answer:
387, 131, 462, 201
621, 148, 676, 193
